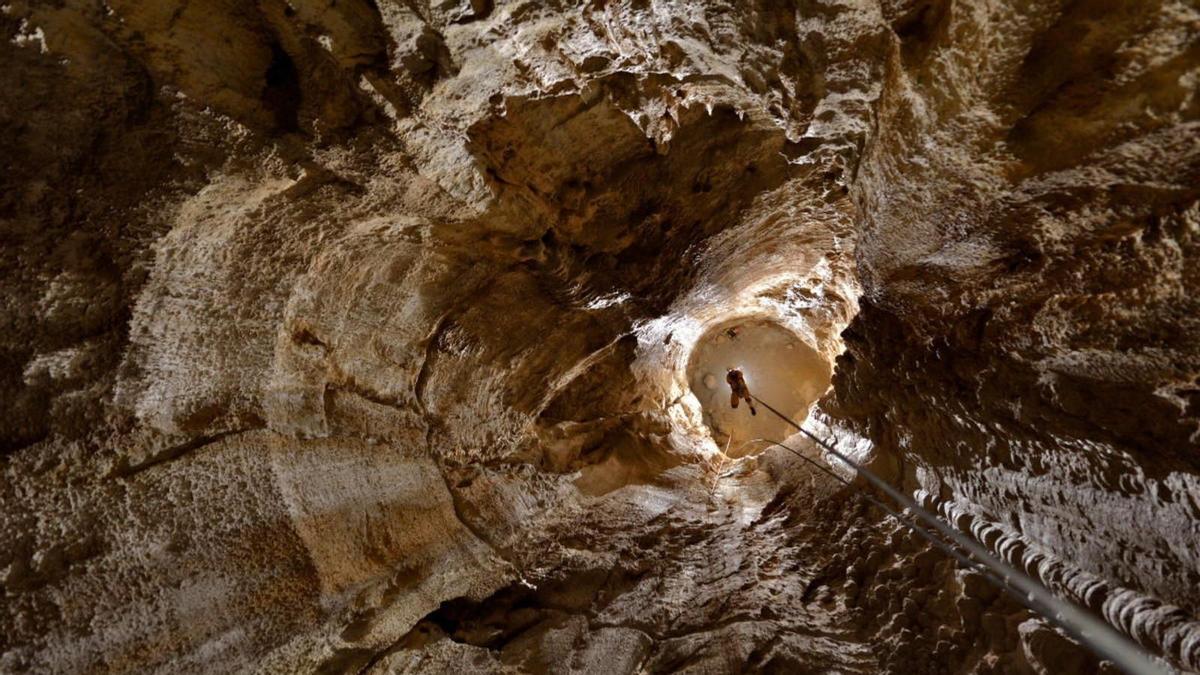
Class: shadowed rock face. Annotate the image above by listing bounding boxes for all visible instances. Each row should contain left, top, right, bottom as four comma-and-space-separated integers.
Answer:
1, 1, 1197, 673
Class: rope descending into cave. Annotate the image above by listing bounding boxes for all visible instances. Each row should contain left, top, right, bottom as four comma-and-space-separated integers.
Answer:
748, 394, 1167, 675
738, 436, 1024, 617
708, 433, 733, 496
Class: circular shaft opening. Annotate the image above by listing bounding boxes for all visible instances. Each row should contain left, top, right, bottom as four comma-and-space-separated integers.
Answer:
686, 320, 831, 457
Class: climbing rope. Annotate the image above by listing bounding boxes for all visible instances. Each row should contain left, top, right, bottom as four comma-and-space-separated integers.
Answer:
715, 435, 1026, 603
707, 433, 732, 496
727, 436, 1032, 621
744, 393, 1167, 675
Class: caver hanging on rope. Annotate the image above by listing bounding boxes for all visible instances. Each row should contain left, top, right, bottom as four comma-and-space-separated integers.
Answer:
725, 368, 756, 415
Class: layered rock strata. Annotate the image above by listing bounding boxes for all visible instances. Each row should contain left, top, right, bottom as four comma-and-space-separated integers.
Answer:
1, 1, 1197, 673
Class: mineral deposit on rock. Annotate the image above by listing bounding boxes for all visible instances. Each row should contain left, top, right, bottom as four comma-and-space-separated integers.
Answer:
1, 1, 1197, 673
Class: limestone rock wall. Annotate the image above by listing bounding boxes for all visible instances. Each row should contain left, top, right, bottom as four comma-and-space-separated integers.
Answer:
1, 0, 1197, 673
832, 0, 1200, 630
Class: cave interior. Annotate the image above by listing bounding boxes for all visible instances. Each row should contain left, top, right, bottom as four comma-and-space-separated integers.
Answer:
1, 1, 1199, 674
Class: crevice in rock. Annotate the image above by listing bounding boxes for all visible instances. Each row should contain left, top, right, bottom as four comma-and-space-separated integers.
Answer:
110, 428, 254, 477
262, 41, 303, 133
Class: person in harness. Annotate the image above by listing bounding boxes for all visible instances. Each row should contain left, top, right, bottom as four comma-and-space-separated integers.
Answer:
726, 368, 756, 416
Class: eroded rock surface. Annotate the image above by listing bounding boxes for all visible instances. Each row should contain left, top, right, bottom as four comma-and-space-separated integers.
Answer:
1, 1, 1197, 673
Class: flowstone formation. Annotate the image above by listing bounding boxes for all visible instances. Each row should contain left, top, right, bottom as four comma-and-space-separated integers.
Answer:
1, 1, 1197, 673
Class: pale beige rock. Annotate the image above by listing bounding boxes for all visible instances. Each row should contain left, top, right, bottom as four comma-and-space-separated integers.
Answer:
1, 1, 1197, 673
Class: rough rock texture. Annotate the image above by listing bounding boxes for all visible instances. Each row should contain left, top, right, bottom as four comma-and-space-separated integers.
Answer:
1, 0, 1197, 673
827, 0, 1200, 667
